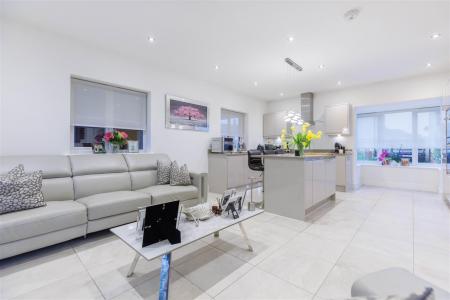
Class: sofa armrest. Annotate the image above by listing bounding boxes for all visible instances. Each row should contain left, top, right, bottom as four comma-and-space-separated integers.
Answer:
190, 172, 208, 202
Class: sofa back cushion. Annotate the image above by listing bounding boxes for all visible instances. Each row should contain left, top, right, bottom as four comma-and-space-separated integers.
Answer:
0, 156, 74, 201
70, 154, 131, 199
123, 153, 171, 190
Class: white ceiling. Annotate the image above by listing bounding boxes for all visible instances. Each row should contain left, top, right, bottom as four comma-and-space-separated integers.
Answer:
2, 1, 450, 101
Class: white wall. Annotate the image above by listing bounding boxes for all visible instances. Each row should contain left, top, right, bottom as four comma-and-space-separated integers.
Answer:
267, 71, 450, 150
0, 20, 266, 173
266, 71, 450, 192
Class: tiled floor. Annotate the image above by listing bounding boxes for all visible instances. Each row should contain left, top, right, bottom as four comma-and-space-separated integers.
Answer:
1, 186, 449, 299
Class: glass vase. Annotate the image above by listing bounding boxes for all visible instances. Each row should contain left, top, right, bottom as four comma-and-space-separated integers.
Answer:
295, 145, 304, 156
106, 143, 120, 153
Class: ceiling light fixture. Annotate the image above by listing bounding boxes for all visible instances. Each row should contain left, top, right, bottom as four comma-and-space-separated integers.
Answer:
254, 81, 258, 86
214, 65, 219, 70
319, 64, 325, 70
337, 81, 342, 86
426, 62, 432, 68
284, 110, 303, 125
285, 58, 303, 72
431, 33, 441, 40
147, 36, 155, 43
288, 36, 294, 42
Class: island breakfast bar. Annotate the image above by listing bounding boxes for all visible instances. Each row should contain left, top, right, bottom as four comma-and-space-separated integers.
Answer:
263, 154, 336, 220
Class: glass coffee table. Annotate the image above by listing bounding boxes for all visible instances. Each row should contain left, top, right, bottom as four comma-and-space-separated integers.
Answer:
111, 207, 263, 300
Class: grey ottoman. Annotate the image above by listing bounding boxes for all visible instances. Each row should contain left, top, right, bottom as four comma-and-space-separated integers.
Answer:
351, 268, 450, 300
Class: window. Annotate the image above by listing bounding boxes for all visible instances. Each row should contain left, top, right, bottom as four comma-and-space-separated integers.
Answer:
356, 107, 442, 164
221, 109, 246, 139
71, 78, 147, 150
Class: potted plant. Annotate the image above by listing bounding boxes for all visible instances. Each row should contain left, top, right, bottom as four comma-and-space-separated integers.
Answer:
289, 123, 322, 156
378, 149, 390, 165
103, 130, 128, 153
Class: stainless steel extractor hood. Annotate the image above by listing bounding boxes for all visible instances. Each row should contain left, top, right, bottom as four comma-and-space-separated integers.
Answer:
300, 92, 314, 125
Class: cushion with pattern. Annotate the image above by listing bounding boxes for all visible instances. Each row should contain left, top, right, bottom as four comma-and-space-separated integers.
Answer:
0, 164, 25, 196
0, 166, 46, 215
170, 161, 191, 186
157, 160, 171, 185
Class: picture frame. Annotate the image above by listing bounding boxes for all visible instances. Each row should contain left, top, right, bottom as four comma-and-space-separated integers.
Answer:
128, 140, 139, 153
165, 94, 209, 132
92, 142, 106, 154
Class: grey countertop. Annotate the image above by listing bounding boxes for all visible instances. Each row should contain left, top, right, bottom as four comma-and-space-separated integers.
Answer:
208, 151, 248, 156
209, 150, 352, 157
264, 153, 336, 160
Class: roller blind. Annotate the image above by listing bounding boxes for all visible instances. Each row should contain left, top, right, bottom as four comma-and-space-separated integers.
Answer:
357, 107, 441, 151
71, 78, 147, 130
221, 109, 245, 138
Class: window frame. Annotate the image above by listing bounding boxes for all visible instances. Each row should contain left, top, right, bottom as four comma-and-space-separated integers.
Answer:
356, 106, 442, 165
70, 76, 151, 153
220, 108, 247, 142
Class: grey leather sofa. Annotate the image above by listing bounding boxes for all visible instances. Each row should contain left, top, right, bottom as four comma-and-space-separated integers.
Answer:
0, 153, 207, 259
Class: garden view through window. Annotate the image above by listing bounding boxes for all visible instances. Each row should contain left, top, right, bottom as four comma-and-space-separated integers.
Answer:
356, 107, 442, 164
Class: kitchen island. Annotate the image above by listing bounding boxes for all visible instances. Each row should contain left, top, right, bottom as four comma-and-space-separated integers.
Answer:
264, 154, 336, 220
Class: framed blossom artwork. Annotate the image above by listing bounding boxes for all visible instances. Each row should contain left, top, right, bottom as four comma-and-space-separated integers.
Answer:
165, 94, 209, 131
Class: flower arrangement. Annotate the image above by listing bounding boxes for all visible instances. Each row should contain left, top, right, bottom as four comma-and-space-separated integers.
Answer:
378, 149, 390, 165
103, 130, 128, 147
288, 123, 322, 156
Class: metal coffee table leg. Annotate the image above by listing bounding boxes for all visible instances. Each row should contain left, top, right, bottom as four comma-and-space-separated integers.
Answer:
127, 253, 140, 277
238, 223, 253, 252
159, 253, 172, 300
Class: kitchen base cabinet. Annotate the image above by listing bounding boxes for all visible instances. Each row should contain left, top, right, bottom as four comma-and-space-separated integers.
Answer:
336, 153, 353, 192
264, 155, 336, 220
208, 153, 261, 193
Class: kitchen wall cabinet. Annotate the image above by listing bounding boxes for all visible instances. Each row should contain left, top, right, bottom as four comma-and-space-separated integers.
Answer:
324, 103, 351, 135
263, 111, 287, 138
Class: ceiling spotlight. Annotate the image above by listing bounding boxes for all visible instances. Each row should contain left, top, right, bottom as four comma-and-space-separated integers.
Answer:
319, 64, 325, 70
214, 65, 219, 70
288, 36, 294, 42
147, 36, 155, 43
280, 92, 284, 96
337, 81, 342, 86
426, 62, 432, 68
254, 81, 258, 86
431, 33, 441, 40
344, 8, 361, 21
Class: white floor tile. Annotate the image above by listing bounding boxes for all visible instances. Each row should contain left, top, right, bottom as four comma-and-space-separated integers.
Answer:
215, 267, 313, 300
257, 251, 334, 294
173, 247, 250, 296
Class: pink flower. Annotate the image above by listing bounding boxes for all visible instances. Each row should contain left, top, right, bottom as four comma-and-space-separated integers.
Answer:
120, 131, 128, 139
103, 131, 114, 142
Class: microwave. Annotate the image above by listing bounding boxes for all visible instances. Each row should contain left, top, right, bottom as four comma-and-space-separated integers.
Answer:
211, 137, 234, 153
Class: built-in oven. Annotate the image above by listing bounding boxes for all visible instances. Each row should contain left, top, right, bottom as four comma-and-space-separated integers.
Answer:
211, 137, 235, 153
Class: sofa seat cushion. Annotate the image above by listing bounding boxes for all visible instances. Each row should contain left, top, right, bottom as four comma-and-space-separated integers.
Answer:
0, 200, 87, 244
137, 185, 198, 205
77, 191, 151, 220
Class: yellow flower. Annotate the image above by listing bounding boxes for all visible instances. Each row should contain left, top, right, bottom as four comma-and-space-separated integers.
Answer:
290, 125, 296, 134
317, 130, 322, 139
281, 128, 286, 134
301, 122, 310, 133
306, 130, 313, 141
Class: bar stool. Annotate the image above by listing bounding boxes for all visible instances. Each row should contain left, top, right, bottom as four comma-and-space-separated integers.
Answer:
247, 150, 264, 209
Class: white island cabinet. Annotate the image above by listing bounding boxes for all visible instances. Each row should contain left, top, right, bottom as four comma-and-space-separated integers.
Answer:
264, 154, 336, 220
